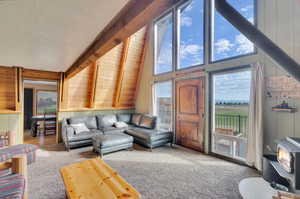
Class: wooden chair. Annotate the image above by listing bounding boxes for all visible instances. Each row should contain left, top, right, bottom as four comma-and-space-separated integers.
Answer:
43, 113, 56, 136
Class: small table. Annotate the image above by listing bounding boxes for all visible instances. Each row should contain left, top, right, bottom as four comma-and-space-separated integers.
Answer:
60, 157, 141, 199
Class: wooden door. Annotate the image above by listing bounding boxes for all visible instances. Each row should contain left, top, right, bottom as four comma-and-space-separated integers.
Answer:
176, 78, 205, 152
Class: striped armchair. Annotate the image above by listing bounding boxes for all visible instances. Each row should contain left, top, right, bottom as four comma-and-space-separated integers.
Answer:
0, 141, 38, 199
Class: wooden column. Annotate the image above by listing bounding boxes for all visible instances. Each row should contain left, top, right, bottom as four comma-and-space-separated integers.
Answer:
88, 61, 99, 108
113, 38, 131, 107
59, 73, 69, 110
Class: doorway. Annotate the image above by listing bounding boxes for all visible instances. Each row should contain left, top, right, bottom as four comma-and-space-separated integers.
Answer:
23, 80, 58, 145
175, 77, 205, 152
24, 88, 33, 129
211, 68, 251, 161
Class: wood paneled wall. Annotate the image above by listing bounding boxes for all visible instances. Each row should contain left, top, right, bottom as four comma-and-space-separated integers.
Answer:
66, 64, 93, 109
95, 43, 124, 108
118, 28, 147, 107
60, 27, 147, 111
0, 66, 17, 111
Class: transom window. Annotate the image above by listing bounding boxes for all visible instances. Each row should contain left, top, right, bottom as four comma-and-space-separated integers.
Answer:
211, 0, 255, 62
154, 0, 256, 75
178, 0, 204, 69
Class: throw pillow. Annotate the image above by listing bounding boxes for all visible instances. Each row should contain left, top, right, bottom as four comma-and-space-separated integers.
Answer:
139, 115, 156, 129
113, 121, 128, 128
70, 123, 89, 134
131, 114, 142, 126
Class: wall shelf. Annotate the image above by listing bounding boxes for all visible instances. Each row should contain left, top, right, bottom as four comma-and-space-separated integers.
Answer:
272, 107, 297, 113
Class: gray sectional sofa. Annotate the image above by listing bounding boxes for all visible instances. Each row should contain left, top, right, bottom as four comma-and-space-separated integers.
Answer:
61, 113, 173, 156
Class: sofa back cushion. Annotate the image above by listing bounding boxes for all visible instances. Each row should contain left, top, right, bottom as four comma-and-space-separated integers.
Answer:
97, 114, 118, 128
68, 116, 98, 129
139, 115, 157, 129
117, 114, 132, 123
70, 123, 90, 134
131, 114, 142, 126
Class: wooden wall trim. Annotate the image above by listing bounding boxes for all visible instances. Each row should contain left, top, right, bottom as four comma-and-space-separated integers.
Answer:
65, 0, 180, 78
113, 38, 131, 107
59, 107, 134, 113
14, 67, 22, 111
22, 68, 60, 81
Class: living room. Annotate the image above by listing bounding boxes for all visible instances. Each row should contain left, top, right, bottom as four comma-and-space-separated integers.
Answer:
1, 0, 300, 199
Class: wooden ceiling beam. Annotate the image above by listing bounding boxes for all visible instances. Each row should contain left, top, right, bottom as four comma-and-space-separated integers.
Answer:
65, 0, 180, 78
113, 38, 131, 107
88, 61, 99, 108
22, 68, 60, 81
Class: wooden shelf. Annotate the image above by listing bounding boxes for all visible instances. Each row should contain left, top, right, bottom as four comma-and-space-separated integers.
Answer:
272, 107, 297, 113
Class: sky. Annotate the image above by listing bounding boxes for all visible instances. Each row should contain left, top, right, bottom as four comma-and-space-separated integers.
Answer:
155, 0, 254, 73
155, 0, 254, 101
214, 70, 251, 103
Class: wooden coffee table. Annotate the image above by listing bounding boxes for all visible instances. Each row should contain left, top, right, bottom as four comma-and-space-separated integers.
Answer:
60, 157, 141, 199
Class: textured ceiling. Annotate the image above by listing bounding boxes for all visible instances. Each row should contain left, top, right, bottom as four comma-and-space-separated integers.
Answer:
0, 0, 128, 71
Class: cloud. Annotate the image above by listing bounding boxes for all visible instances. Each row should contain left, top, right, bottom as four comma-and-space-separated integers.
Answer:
241, 5, 253, 12
179, 43, 203, 64
180, 16, 192, 27
235, 34, 254, 54
214, 39, 234, 54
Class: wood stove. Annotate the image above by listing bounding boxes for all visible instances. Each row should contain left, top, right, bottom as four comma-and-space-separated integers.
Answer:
270, 137, 300, 193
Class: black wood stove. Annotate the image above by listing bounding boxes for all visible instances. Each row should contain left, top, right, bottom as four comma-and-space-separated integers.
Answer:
264, 137, 300, 194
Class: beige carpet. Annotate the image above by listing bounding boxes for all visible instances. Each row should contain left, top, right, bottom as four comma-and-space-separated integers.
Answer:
28, 144, 259, 199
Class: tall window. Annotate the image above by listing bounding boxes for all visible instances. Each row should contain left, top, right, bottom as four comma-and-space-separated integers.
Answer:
211, 69, 251, 161
211, 0, 255, 62
37, 91, 57, 114
154, 81, 172, 131
154, 13, 173, 75
178, 0, 204, 69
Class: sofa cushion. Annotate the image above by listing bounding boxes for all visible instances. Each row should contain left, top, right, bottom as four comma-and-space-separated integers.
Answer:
68, 116, 98, 129
0, 174, 25, 199
139, 115, 156, 129
97, 115, 118, 128
70, 123, 90, 134
113, 121, 128, 129
125, 128, 172, 142
92, 133, 133, 148
68, 130, 103, 142
131, 114, 142, 126
117, 114, 132, 123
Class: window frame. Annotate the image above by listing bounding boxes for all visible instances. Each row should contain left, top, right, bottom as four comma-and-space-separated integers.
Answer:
153, 80, 174, 131
209, 0, 258, 63
36, 90, 58, 115
175, 0, 206, 71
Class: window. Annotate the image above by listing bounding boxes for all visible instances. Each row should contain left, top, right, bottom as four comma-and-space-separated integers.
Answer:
178, 0, 204, 69
37, 91, 57, 114
154, 81, 172, 131
154, 13, 173, 75
211, 69, 251, 161
211, 0, 255, 62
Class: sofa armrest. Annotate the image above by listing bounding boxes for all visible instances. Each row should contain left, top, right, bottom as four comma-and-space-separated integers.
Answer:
61, 119, 77, 150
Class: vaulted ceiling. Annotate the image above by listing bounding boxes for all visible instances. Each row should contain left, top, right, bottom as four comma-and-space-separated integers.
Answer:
0, 0, 128, 71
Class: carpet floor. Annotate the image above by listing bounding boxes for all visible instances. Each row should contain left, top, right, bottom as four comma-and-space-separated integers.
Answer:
28, 144, 259, 199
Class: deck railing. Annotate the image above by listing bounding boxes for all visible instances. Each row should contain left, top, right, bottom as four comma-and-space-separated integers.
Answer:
215, 114, 248, 136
